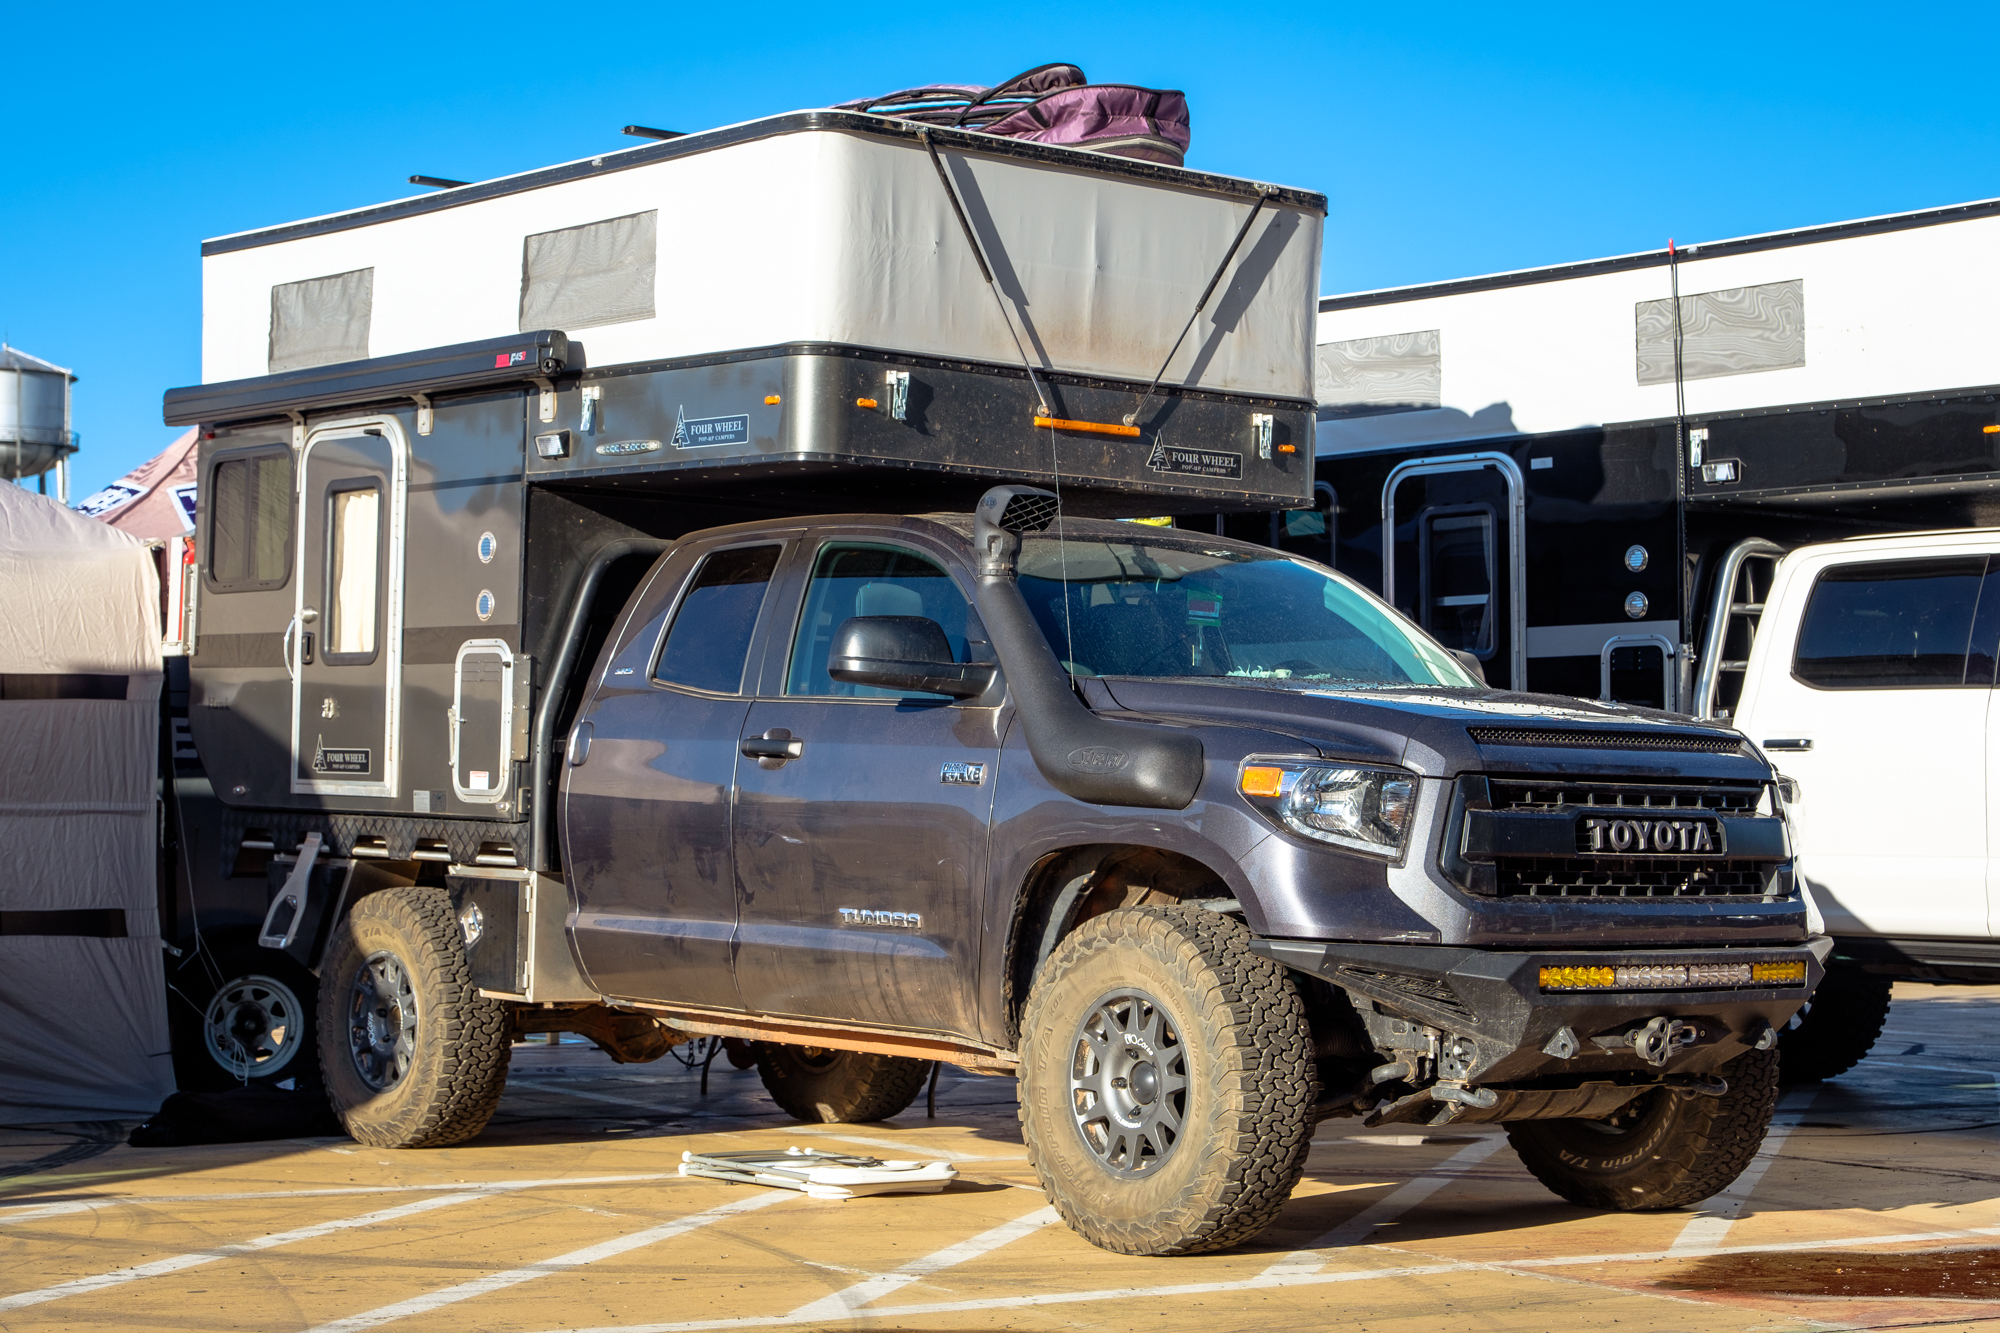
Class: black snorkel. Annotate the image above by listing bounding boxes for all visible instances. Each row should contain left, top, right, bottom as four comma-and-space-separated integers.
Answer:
969, 485, 1205, 809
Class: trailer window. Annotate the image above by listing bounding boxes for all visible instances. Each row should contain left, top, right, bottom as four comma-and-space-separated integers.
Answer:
206, 449, 293, 590
787, 543, 971, 699
652, 544, 781, 695
1793, 557, 1987, 689
1418, 506, 1495, 659
325, 483, 381, 661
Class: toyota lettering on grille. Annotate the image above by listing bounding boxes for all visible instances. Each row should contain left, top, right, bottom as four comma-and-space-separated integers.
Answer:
1580, 816, 1720, 855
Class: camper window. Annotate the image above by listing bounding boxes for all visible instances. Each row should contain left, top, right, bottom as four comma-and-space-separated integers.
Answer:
325, 482, 382, 662
205, 447, 293, 591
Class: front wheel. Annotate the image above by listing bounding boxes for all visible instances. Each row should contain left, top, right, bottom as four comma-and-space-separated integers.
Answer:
316, 887, 512, 1147
1018, 906, 1316, 1256
1506, 1046, 1780, 1211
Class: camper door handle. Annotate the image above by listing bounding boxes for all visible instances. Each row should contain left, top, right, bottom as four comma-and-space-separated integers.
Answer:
281, 616, 300, 683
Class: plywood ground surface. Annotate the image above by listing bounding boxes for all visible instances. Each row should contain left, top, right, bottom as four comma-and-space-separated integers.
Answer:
4, 984, 1999, 1333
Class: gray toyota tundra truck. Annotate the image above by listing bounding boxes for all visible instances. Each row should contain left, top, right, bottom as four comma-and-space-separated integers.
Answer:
320, 486, 1821, 1255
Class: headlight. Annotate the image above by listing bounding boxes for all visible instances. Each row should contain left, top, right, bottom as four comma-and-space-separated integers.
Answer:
1239, 761, 1417, 858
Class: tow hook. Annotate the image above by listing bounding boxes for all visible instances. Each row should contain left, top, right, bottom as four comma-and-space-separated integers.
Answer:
1431, 1081, 1498, 1109
1592, 1015, 1701, 1067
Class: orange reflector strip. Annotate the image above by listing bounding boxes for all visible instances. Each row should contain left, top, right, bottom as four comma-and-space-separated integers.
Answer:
856, 397, 879, 410
765, 395, 781, 405
1239, 766, 1286, 797
1034, 416, 1141, 438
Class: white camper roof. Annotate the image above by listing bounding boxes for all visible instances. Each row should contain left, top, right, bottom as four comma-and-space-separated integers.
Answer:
201, 110, 1326, 404
1312, 194, 2000, 454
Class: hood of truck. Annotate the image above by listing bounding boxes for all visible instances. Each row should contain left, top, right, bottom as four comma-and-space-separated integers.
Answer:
1088, 677, 1769, 782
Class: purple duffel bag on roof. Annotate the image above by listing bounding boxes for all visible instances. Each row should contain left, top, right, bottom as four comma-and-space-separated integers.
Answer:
836, 62, 1191, 167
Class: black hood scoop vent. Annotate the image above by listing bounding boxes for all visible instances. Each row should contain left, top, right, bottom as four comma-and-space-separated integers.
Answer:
1469, 726, 1744, 755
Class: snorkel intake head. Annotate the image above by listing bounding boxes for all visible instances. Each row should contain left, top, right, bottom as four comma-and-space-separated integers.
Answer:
973, 484, 1059, 580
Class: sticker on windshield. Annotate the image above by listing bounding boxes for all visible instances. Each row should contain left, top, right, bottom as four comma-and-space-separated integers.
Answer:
1186, 591, 1223, 624
1146, 442, 1242, 480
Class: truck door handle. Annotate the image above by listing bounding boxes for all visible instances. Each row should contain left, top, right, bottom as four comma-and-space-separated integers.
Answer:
1762, 738, 1813, 752
741, 728, 804, 767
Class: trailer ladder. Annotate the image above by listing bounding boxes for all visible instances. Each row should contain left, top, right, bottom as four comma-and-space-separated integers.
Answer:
1692, 538, 1785, 720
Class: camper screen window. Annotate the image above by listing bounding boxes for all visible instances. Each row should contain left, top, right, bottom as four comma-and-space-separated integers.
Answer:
207, 449, 293, 590
1793, 557, 1986, 689
652, 544, 782, 694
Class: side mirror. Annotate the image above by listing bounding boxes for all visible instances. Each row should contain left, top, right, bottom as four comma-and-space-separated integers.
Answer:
1451, 650, 1487, 686
828, 616, 996, 700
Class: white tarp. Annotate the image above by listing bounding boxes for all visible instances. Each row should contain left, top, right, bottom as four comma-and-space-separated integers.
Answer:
200, 121, 1322, 401
0, 483, 173, 1123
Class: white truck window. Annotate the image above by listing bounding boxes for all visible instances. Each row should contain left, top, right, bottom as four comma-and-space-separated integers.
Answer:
1791, 556, 1986, 689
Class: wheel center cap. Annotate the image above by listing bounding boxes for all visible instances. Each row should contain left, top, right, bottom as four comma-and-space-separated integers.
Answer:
1128, 1062, 1159, 1105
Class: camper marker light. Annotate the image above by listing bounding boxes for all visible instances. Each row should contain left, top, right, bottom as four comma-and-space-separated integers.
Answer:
1237, 761, 1416, 856
856, 397, 879, 410
1033, 416, 1142, 438
1985, 424, 2000, 434
765, 395, 781, 405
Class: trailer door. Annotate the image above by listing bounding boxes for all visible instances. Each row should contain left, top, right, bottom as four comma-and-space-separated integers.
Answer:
291, 420, 407, 797
1382, 454, 1525, 690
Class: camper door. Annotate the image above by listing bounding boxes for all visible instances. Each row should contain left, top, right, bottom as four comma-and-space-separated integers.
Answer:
291, 418, 407, 796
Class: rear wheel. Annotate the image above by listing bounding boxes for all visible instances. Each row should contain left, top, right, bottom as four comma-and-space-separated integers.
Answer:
1779, 967, 1892, 1083
316, 887, 512, 1147
1018, 905, 1315, 1256
1506, 1046, 1780, 1211
752, 1043, 929, 1123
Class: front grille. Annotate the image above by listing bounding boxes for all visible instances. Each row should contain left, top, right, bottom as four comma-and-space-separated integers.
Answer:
1490, 777, 1763, 814
1469, 726, 1744, 754
1497, 857, 1773, 898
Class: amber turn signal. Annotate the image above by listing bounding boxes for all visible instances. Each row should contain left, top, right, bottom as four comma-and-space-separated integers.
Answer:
1239, 766, 1286, 798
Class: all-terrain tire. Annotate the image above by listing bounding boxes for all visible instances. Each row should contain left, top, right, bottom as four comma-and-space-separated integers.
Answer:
1017, 905, 1315, 1256
316, 886, 512, 1148
1779, 967, 1892, 1084
1506, 1046, 1781, 1211
752, 1044, 930, 1123
167, 931, 320, 1092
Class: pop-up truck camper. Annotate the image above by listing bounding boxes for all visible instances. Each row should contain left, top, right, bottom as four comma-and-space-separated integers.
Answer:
161, 91, 1821, 1256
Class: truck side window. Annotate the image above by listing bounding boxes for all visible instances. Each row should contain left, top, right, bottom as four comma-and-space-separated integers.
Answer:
206, 448, 293, 590
651, 544, 782, 694
1793, 556, 1986, 688
786, 543, 970, 698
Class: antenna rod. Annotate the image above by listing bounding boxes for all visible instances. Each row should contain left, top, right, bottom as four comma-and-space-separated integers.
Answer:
623, 125, 685, 141
409, 175, 470, 189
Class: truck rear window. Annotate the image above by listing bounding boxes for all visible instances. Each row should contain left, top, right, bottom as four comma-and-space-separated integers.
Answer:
652, 544, 781, 694
1792, 556, 1990, 689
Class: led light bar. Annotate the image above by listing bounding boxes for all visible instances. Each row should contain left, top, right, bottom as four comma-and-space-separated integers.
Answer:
1538, 960, 1807, 992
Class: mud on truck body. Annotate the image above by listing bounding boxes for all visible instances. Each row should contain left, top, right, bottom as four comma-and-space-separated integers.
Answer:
160, 109, 1824, 1255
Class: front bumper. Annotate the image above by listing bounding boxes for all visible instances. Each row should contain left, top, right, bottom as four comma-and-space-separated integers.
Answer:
1253, 936, 1832, 1088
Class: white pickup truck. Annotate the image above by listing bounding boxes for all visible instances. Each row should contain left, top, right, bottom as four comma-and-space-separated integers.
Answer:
1733, 530, 2000, 1079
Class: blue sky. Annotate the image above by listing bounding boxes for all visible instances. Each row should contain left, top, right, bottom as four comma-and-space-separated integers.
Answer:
6, 2, 1997, 497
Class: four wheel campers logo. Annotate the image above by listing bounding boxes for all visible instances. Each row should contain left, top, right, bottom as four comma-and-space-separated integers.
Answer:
1146, 442, 1242, 480
671, 405, 751, 449
311, 736, 371, 775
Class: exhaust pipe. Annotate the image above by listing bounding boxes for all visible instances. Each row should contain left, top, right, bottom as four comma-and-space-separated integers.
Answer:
969, 485, 1204, 809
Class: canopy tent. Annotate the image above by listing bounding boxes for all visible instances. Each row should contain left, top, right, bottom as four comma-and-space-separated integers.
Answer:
0, 482, 174, 1123
72, 428, 199, 540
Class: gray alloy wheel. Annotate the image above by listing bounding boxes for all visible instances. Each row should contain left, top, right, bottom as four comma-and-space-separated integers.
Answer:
345, 950, 420, 1091
1066, 988, 1190, 1177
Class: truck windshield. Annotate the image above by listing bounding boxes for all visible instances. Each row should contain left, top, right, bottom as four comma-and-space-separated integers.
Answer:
1016, 534, 1478, 688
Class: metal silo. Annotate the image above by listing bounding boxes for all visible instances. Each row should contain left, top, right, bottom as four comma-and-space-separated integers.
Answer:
0, 344, 79, 500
